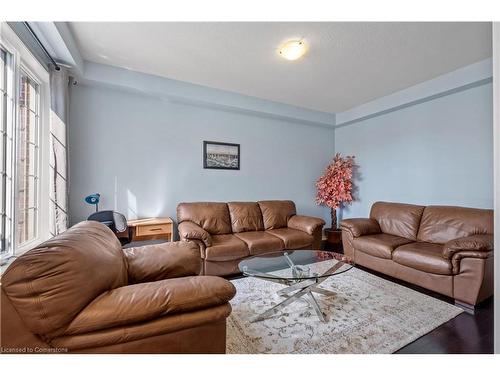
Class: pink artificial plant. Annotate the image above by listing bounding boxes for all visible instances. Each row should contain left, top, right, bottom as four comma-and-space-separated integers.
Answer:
315, 153, 355, 229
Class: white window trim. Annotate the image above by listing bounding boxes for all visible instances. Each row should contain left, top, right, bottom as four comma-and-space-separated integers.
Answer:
492, 22, 500, 355
1, 23, 50, 259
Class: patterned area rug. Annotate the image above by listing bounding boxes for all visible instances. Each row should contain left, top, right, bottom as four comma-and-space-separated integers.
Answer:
227, 260, 463, 354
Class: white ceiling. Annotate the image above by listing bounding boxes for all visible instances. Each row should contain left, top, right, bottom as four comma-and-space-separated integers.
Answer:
69, 22, 492, 113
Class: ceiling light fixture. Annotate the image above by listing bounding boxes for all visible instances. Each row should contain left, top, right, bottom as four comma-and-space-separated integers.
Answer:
278, 39, 308, 61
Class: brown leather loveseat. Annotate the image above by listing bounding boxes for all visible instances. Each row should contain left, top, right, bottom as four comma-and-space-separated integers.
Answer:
1, 221, 236, 353
177, 200, 326, 276
341, 202, 493, 311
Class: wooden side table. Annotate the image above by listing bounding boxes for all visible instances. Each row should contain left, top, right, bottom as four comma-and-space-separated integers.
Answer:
127, 217, 173, 242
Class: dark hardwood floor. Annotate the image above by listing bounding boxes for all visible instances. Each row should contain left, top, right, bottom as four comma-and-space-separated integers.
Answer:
355, 265, 494, 354
396, 297, 493, 354
229, 245, 494, 354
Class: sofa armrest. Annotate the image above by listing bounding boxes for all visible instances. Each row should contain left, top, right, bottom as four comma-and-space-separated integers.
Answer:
124, 242, 201, 283
443, 234, 494, 259
178, 221, 212, 247
287, 215, 325, 235
340, 218, 381, 238
63, 276, 236, 336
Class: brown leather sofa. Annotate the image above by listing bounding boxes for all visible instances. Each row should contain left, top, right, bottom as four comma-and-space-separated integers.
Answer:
340, 202, 493, 311
177, 200, 326, 276
1, 221, 236, 354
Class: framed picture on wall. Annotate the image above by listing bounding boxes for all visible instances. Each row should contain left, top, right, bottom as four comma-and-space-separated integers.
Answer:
203, 141, 240, 170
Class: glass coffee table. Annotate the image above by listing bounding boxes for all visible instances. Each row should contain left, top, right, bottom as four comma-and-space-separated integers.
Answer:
238, 250, 354, 323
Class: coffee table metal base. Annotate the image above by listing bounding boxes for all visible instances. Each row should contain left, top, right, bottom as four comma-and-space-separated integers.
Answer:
250, 277, 336, 323
242, 252, 349, 324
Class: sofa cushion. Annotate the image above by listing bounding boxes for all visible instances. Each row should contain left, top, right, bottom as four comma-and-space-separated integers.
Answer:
392, 242, 452, 275
227, 202, 264, 233
288, 215, 326, 235
340, 218, 381, 238
204, 234, 249, 261
63, 276, 236, 335
124, 241, 201, 283
267, 228, 312, 249
234, 231, 284, 255
1, 221, 128, 335
258, 200, 296, 230
443, 234, 494, 259
353, 234, 413, 259
370, 202, 425, 241
417, 206, 493, 244
178, 221, 212, 246
177, 202, 232, 235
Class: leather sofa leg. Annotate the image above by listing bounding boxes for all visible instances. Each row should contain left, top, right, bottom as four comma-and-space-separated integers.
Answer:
454, 300, 476, 315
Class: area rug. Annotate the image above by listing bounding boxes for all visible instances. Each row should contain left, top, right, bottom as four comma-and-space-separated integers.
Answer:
226, 260, 463, 354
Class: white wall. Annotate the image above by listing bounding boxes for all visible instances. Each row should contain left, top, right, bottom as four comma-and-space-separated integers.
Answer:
335, 82, 493, 219
69, 59, 493, 237
69, 83, 335, 230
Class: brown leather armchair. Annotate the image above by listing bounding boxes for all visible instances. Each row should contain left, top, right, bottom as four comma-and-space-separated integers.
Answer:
340, 202, 493, 311
177, 200, 325, 276
1, 221, 236, 353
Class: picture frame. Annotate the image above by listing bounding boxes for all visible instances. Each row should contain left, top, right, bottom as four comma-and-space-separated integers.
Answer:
203, 141, 240, 170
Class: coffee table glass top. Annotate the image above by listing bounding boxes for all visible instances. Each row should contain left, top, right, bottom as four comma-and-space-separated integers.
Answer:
238, 250, 354, 281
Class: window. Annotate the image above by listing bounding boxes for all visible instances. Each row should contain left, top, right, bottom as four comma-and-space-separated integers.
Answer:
1, 48, 7, 254
17, 70, 40, 245
1, 23, 50, 261
0, 46, 15, 256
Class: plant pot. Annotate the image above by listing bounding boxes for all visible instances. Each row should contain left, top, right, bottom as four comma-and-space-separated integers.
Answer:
324, 228, 343, 252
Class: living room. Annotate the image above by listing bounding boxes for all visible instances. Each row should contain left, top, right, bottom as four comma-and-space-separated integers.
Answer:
1, 0, 500, 372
